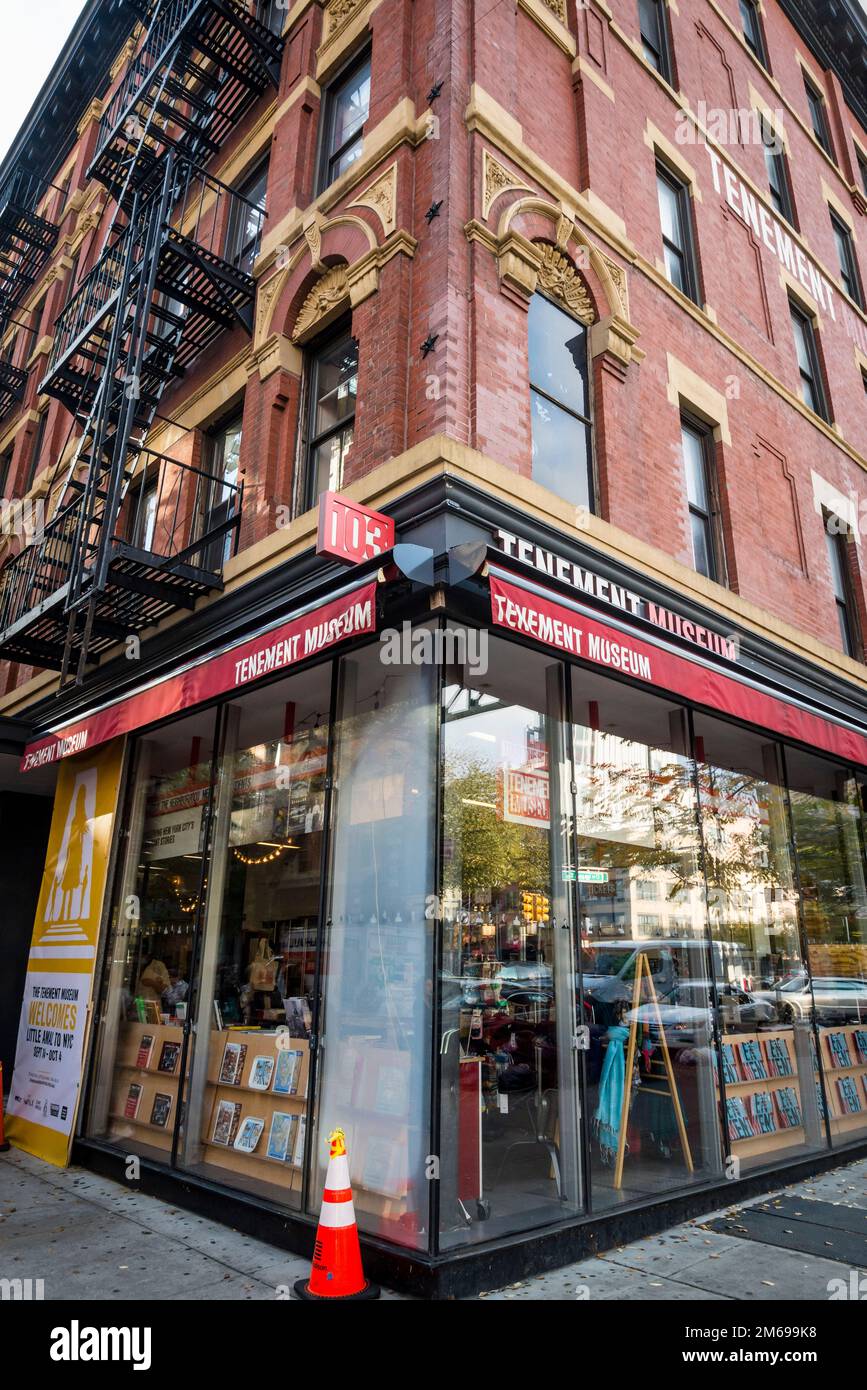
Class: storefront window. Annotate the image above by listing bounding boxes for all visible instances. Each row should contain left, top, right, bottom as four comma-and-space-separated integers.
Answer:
786, 749, 867, 1145
179, 668, 330, 1204
311, 637, 436, 1249
87, 711, 217, 1162
572, 671, 722, 1207
439, 636, 581, 1247
694, 716, 826, 1170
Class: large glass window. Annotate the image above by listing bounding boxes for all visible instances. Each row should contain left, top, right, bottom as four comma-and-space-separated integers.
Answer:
762, 120, 795, 226
439, 635, 581, 1245
681, 417, 723, 583
528, 292, 593, 511
572, 671, 722, 1208
225, 162, 268, 277
319, 50, 371, 189
312, 637, 436, 1248
638, 0, 673, 83
786, 750, 867, 1145
202, 414, 242, 570
804, 75, 834, 159
657, 164, 700, 304
830, 211, 864, 309
825, 520, 861, 660
87, 711, 218, 1163
790, 299, 829, 421
694, 715, 827, 1171
740, 0, 768, 65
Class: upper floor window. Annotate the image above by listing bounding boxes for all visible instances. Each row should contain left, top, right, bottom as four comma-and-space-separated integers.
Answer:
203, 415, 242, 570
761, 120, 796, 226
226, 161, 268, 276
681, 417, 724, 584
656, 163, 700, 304
319, 50, 371, 191
739, 0, 767, 66
25, 409, 48, 493
528, 291, 593, 511
803, 74, 834, 159
830, 210, 864, 308
0, 446, 12, 500
304, 327, 358, 508
789, 299, 829, 421
825, 519, 861, 659
858, 148, 867, 199
638, 0, 673, 84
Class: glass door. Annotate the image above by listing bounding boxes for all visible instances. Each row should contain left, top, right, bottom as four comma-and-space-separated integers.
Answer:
437, 632, 582, 1248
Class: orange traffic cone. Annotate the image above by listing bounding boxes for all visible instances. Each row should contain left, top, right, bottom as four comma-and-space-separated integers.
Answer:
294, 1129, 379, 1300
0, 1062, 10, 1153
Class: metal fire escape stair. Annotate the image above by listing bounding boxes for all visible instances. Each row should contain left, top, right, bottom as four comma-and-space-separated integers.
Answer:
0, 0, 283, 681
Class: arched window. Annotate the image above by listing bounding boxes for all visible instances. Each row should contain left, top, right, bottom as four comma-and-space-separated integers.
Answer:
528, 283, 593, 511
303, 324, 358, 509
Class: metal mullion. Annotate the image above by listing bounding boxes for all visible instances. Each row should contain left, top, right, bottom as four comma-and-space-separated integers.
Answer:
530, 380, 591, 430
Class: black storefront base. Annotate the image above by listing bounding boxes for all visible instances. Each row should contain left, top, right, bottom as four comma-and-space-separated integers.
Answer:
73, 1134, 867, 1299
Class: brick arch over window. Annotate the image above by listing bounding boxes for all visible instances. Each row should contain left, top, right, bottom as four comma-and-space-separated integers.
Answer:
531, 239, 597, 325
254, 215, 377, 352
498, 196, 624, 323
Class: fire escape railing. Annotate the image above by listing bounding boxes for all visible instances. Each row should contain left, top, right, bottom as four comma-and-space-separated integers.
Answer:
0, 168, 61, 322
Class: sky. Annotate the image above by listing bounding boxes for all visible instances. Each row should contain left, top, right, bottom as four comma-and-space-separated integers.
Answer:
1, 0, 866, 165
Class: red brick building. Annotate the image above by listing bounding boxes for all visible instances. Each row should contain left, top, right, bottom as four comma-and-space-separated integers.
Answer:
1, 0, 867, 1296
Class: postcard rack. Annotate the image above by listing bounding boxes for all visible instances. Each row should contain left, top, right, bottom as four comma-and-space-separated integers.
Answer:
108, 1020, 185, 1154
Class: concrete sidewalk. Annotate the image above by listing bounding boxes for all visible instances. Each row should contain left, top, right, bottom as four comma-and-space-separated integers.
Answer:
2, 1146, 866, 1300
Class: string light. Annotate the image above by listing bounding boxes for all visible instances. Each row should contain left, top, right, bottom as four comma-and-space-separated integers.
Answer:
232, 843, 290, 866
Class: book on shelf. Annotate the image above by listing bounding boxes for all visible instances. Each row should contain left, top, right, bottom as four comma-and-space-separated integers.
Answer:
266, 1112, 297, 1163
721, 1043, 741, 1086
836, 1076, 862, 1115
773, 1086, 802, 1129
827, 1032, 853, 1069
764, 1037, 794, 1078
292, 1115, 306, 1167
749, 1091, 777, 1135
726, 1095, 755, 1142
150, 1092, 172, 1128
853, 1030, 867, 1066
218, 1041, 248, 1087
233, 1116, 265, 1154
123, 1082, 142, 1120
249, 1055, 275, 1091
212, 1099, 242, 1146
135, 1034, 155, 1070
272, 1047, 302, 1096
815, 1079, 826, 1119
738, 1040, 768, 1082
158, 1041, 181, 1074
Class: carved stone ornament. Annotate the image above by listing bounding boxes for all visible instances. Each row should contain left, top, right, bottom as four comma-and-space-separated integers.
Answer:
348, 164, 397, 236
540, 0, 567, 22
536, 244, 594, 323
601, 253, 629, 320
322, 0, 366, 46
291, 265, 351, 342
483, 150, 531, 220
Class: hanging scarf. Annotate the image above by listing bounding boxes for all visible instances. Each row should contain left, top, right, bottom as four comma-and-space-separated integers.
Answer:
593, 1023, 630, 1164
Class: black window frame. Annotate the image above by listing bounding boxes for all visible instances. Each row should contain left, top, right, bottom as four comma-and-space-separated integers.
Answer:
656, 161, 701, 305
761, 118, 796, 227
201, 411, 243, 572
225, 159, 269, 276
803, 74, 834, 159
829, 209, 864, 308
25, 409, 48, 492
680, 413, 725, 586
0, 444, 13, 499
739, 0, 768, 67
857, 147, 867, 199
789, 297, 830, 422
302, 321, 358, 511
317, 47, 372, 194
638, 0, 674, 84
824, 516, 861, 660
528, 289, 595, 513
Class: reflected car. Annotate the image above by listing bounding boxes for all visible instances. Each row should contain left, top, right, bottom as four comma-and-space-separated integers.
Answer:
752, 973, 867, 1023
495, 963, 553, 1000
623, 981, 774, 1045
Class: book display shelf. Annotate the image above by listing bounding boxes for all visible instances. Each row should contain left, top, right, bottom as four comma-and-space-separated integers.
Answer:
819, 1024, 867, 1140
108, 1022, 186, 1154
719, 1027, 821, 1161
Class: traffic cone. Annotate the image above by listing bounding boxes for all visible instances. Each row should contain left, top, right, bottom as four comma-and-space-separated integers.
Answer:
0, 1062, 10, 1153
294, 1129, 380, 1300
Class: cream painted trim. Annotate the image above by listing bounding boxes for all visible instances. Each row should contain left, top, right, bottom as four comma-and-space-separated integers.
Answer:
779, 265, 824, 325
316, 0, 381, 82
4, 435, 867, 712
573, 56, 615, 104
516, 0, 576, 58
822, 178, 857, 236
856, 345, 867, 381
703, 1, 782, 95
794, 48, 825, 96
811, 469, 860, 545
748, 82, 789, 150
274, 75, 322, 126
644, 121, 703, 199
666, 354, 732, 445
145, 353, 251, 456
0, 411, 32, 456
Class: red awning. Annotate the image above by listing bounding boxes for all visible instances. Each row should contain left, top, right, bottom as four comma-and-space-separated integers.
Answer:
21, 579, 378, 772
489, 568, 867, 768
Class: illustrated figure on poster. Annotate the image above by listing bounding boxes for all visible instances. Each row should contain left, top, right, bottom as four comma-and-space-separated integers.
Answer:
45, 769, 96, 927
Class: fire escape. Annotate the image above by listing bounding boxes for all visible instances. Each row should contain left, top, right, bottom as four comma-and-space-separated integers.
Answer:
0, 0, 284, 681
0, 168, 61, 416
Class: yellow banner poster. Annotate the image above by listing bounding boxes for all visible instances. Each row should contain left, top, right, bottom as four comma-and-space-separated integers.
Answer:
6, 739, 125, 1165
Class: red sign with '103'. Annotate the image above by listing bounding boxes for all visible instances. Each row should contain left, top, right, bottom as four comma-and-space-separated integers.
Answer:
316, 491, 394, 564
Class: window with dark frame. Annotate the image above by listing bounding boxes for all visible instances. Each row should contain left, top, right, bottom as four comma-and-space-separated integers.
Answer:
789, 298, 829, 421
830, 210, 864, 308
26, 410, 48, 491
303, 326, 358, 509
318, 49, 371, 192
858, 148, 867, 199
202, 415, 242, 570
0, 445, 13, 500
803, 74, 833, 158
825, 518, 861, 659
129, 474, 158, 553
656, 162, 700, 303
681, 416, 724, 584
638, 0, 673, 83
761, 119, 796, 226
739, 0, 767, 65
225, 161, 268, 276
528, 291, 594, 511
